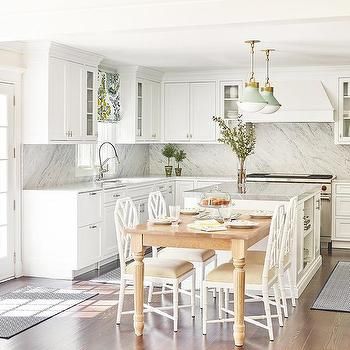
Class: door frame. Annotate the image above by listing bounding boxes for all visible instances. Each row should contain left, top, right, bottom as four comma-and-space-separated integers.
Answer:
0, 68, 24, 279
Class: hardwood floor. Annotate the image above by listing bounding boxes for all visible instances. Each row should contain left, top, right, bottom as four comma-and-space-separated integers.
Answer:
0, 250, 350, 350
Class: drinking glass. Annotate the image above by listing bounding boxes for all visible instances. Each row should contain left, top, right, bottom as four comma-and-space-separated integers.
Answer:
169, 205, 180, 225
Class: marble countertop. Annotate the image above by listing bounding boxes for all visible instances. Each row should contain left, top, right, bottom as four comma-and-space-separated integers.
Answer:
185, 181, 321, 202
23, 175, 235, 193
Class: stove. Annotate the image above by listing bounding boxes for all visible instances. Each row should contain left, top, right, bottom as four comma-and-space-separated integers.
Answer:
247, 173, 335, 184
247, 172, 335, 249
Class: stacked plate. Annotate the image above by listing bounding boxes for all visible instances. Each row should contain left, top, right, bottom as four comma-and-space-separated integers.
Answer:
225, 220, 258, 229
249, 210, 273, 219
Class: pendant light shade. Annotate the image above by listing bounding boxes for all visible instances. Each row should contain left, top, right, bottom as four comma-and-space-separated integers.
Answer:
237, 81, 267, 112
238, 40, 267, 113
260, 49, 281, 114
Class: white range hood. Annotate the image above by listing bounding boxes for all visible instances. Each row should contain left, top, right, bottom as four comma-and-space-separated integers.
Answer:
241, 80, 334, 123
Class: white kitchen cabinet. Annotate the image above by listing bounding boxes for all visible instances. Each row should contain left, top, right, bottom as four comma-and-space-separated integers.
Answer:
332, 181, 350, 245
135, 198, 148, 223
164, 82, 190, 142
190, 82, 216, 142
136, 79, 161, 142
336, 78, 350, 144
163, 81, 216, 143
101, 187, 126, 260
219, 80, 242, 128
77, 223, 102, 269
23, 41, 102, 144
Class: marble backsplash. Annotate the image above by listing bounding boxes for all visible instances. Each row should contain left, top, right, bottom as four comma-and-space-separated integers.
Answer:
149, 123, 350, 179
23, 144, 149, 189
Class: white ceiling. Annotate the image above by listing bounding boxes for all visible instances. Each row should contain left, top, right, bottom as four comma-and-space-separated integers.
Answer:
2, 0, 350, 71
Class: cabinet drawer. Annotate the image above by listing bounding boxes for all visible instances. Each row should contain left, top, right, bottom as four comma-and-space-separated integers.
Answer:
334, 218, 350, 241
335, 184, 350, 195
335, 196, 350, 216
77, 191, 102, 227
104, 188, 126, 204
77, 223, 102, 269
128, 185, 154, 200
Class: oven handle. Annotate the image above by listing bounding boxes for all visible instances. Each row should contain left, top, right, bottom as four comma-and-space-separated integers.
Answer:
320, 194, 331, 201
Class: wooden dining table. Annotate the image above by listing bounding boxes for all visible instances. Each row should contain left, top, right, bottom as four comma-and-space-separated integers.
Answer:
126, 214, 271, 347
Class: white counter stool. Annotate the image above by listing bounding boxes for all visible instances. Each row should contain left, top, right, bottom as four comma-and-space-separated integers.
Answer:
148, 191, 217, 308
115, 197, 196, 332
245, 197, 297, 317
202, 204, 285, 341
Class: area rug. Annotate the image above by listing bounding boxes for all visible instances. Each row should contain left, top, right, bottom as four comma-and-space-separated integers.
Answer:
311, 261, 350, 312
90, 267, 121, 284
0, 286, 98, 339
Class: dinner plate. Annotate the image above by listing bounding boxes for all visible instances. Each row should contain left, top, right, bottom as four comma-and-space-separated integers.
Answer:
225, 220, 258, 229
148, 218, 173, 225
249, 210, 273, 219
180, 208, 200, 215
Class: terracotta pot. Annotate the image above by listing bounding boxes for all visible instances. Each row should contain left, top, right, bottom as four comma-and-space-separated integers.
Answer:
164, 165, 173, 177
175, 168, 182, 176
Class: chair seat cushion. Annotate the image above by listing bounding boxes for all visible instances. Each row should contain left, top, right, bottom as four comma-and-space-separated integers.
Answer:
126, 258, 193, 279
206, 263, 276, 285
246, 250, 291, 269
158, 247, 215, 262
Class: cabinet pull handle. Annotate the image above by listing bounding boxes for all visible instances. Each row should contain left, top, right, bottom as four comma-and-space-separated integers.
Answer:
190, 134, 192, 138
89, 192, 97, 196
89, 225, 97, 229
113, 194, 120, 198
316, 199, 321, 210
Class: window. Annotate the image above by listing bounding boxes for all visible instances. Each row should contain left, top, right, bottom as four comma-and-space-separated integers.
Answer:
75, 144, 97, 177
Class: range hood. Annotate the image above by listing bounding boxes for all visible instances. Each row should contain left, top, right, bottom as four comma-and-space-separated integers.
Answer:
241, 80, 334, 123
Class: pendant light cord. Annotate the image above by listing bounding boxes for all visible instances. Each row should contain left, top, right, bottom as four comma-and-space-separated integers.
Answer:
249, 41, 255, 82
265, 49, 270, 87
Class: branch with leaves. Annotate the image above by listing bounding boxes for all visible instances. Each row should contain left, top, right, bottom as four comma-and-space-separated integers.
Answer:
213, 115, 256, 167
174, 149, 187, 168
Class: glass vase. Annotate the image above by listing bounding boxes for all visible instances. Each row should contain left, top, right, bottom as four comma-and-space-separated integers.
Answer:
237, 160, 247, 194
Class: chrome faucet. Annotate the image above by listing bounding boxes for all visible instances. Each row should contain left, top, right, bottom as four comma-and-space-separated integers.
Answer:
97, 142, 120, 181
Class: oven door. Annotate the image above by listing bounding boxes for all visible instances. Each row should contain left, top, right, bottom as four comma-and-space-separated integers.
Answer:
320, 194, 332, 243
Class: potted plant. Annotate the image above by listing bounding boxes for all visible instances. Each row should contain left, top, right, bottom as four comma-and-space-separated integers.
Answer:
174, 149, 187, 176
213, 114, 256, 193
161, 143, 176, 177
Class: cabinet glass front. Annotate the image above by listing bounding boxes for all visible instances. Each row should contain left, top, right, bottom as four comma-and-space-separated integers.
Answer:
86, 71, 94, 136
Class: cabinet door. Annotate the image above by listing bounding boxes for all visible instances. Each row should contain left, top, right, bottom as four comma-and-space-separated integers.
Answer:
77, 223, 102, 269
66, 61, 84, 140
48, 58, 67, 141
82, 66, 98, 141
175, 181, 194, 207
135, 198, 148, 223
77, 191, 103, 228
151, 81, 161, 141
140, 80, 153, 140
102, 204, 118, 259
338, 78, 350, 143
314, 194, 321, 256
190, 82, 216, 142
164, 83, 190, 141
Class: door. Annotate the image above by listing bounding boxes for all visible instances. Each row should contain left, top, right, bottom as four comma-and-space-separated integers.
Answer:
0, 84, 15, 281
151, 81, 161, 141
190, 82, 216, 142
164, 83, 190, 142
138, 79, 152, 140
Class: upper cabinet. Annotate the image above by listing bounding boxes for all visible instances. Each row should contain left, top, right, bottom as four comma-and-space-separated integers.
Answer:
336, 78, 350, 144
22, 42, 102, 144
219, 80, 242, 128
163, 81, 217, 143
136, 78, 161, 142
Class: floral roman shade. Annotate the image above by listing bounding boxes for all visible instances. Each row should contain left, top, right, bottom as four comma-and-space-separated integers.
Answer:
98, 70, 121, 123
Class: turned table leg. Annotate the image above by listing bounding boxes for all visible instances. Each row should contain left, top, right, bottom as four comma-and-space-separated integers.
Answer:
232, 241, 246, 347
132, 236, 144, 336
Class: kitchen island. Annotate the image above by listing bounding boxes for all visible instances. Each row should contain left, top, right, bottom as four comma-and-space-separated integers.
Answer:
183, 181, 322, 297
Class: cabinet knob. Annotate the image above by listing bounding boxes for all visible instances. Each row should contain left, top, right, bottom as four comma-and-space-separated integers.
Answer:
190, 134, 192, 138
113, 194, 120, 198
89, 192, 97, 196
89, 225, 97, 229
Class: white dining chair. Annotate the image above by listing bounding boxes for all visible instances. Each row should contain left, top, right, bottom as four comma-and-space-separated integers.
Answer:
148, 190, 217, 308
245, 197, 297, 318
202, 204, 285, 341
115, 197, 196, 332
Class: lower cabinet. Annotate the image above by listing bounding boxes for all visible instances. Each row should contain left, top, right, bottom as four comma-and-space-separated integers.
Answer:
77, 223, 102, 269
332, 181, 350, 247
135, 197, 148, 223
101, 203, 118, 260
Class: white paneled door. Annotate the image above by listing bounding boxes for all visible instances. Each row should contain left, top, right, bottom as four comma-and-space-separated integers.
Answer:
0, 84, 15, 281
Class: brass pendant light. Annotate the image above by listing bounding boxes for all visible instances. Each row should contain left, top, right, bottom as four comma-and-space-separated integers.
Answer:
237, 40, 267, 113
260, 49, 281, 114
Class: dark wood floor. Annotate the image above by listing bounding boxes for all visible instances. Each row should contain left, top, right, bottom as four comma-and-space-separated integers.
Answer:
0, 250, 350, 350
